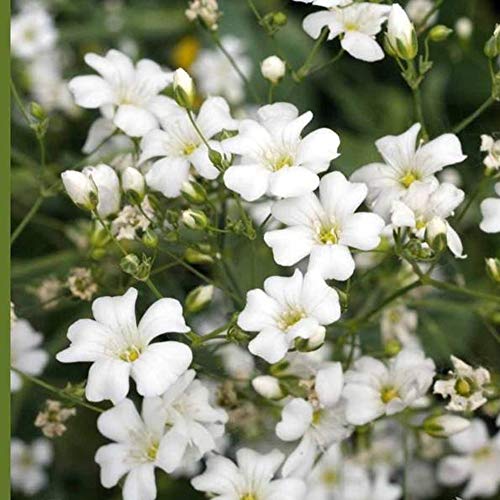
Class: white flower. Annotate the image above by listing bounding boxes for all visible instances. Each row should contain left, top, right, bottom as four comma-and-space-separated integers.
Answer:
480, 183, 500, 233
111, 196, 155, 241
191, 447, 306, 500
302, 3, 391, 62
343, 348, 435, 425
390, 180, 465, 258
61, 170, 98, 212
56, 288, 192, 403
433, 355, 491, 412
264, 171, 385, 281
252, 375, 284, 400
95, 399, 171, 500
438, 419, 500, 499
143, 370, 227, 471
386, 4, 417, 60
423, 414, 471, 438
238, 269, 341, 363
305, 444, 402, 500
480, 134, 500, 170
11, 319, 48, 392
68, 49, 172, 137
186, 0, 221, 31
351, 123, 466, 218
11, 438, 53, 496
261, 55, 286, 83
276, 363, 352, 477
381, 304, 421, 351
11, 4, 57, 60
140, 97, 235, 198
122, 167, 145, 199
405, 0, 438, 27
218, 344, 255, 381
191, 36, 252, 105
224, 103, 340, 201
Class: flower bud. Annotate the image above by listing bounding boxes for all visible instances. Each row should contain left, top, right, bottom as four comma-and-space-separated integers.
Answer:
173, 68, 196, 109
294, 326, 325, 352
423, 414, 470, 438
181, 209, 208, 230
61, 171, 98, 211
272, 11, 287, 27
428, 25, 453, 42
426, 217, 448, 253
181, 180, 207, 204
30, 101, 46, 121
122, 167, 145, 201
386, 4, 418, 60
252, 376, 283, 400
486, 258, 500, 283
184, 246, 215, 265
261, 55, 286, 84
120, 254, 151, 281
385, 339, 402, 357
82, 164, 121, 218
185, 285, 214, 313
142, 229, 159, 249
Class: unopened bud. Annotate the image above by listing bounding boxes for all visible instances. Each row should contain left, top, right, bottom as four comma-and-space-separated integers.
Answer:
61, 171, 98, 212
30, 102, 46, 121
173, 68, 196, 109
181, 180, 207, 204
252, 376, 283, 400
120, 254, 151, 281
142, 229, 159, 248
181, 209, 208, 230
122, 167, 145, 201
423, 414, 470, 438
184, 246, 214, 264
455, 17, 473, 40
185, 285, 214, 313
385, 339, 402, 357
386, 4, 418, 60
294, 326, 325, 352
428, 25, 453, 42
261, 55, 286, 84
486, 258, 500, 283
426, 217, 448, 253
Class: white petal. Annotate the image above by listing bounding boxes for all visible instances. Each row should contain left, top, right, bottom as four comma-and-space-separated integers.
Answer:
114, 104, 158, 137
276, 398, 313, 441
189, 144, 220, 180
480, 197, 500, 233
341, 31, 384, 62
238, 289, 282, 332
340, 212, 385, 250
296, 128, 340, 171
308, 244, 355, 281
68, 75, 113, 108
446, 223, 466, 258
156, 430, 188, 473
271, 193, 324, 226
248, 328, 290, 363
145, 157, 191, 198
301, 271, 341, 324
82, 118, 117, 154
437, 455, 472, 486
281, 433, 317, 478
264, 227, 315, 267
268, 167, 319, 198
196, 97, 236, 138
131, 342, 192, 397
415, 133, 466, 176
86, 357, 131, 404
92, 288, 138, 336
97, 399, 143, 442
122, 464, 157, 500
139, 129, 170, 164
263, 269, 303, 307
343, 384, 384, 425
95, 443, 133, 487
303, 11, 343, 40
138, 298, 190, 344
391, 200, 416, 228
223, 164, 271, 201
316, 363, 343, 407
236, 448, 284, 481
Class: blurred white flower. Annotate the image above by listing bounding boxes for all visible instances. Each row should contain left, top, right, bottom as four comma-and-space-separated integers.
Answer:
276, 363, 352, 477
238, 269, 341, 363
438, 419, 500, 498
186, 0, 221, 31
143, 370, 227, 471
480, 134, 500, 170
252, 375, 284, 400
11, 319, 48, 392
434, 355, 491, 412
480, 183, 500, 233
191, 36, 252, 105
218, 344, 255, 381
405, 0, 438, 27
381, 303, 421, 351
96, 399, 172, 500
264, 171, 385, 280
57, 288, 192, 403
343, 348, 435, 425
191, 448, 306, 500
352, 123, 466, 218
455, 17, 473, 40
11, 3, 57, 60
302, 2, 391, 62
140, 97, 235, 198
11, 438, 53, 496
69, 49, 173, 137
390, 180, 465, 258
224, 102, 340, 201
122, 167, 145, 199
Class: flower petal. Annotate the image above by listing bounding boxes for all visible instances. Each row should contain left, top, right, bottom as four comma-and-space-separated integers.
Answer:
308, 244, 355, 281
114, 104, 158, 137
86, 357, 131, 404
248, 327, 289, 363
276, 398, 313, 441
341, 31, 384, 62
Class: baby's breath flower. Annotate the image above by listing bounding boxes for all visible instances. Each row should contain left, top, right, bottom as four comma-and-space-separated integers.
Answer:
35, 400, 77, 438
186, 0, 221, 31
31, 277, 64, 310
67, 267, 98, 301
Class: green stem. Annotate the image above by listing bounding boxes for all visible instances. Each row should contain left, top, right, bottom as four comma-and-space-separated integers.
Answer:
308, 48, 344, 76
456, 174, 499, 222
453, 96, 495, 134
12, 369, 105, 413
10, 77, 31, 125
10, 195, 44, 245
412, 85, 428, 140
426, 277, 500, 304
186, 109, 212, 151
295, 28, 329, 81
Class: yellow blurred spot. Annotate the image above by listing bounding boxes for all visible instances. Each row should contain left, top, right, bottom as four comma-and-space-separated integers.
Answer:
171, 36, 200, 70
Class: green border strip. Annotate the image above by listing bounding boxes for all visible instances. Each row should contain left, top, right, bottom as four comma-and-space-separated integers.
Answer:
2, 0, 11, 498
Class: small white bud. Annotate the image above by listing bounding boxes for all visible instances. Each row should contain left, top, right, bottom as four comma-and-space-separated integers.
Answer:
173, 68, 195, 109
185, 285, 214, 313
423, 414, 470, 437
82, 164, 121, 218
387, 4, 418, 60
61, 170, 98, 211
426, 216, 447, 252
252, 375, 283, 400
181, 209, 208, 230
260, 55, 286, 84
122, 167, 145, 200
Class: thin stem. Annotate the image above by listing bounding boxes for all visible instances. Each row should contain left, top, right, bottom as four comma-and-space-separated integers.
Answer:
268, 83, 275, 104
186, 109, 212, 151
295, 28, 330, 81
10, 77, 31, 125
426, 277, 500, 304
453, 96, 495, 134
412, 86, 428, 140
11, 195, 44, 245
456, 174, 499, 222
12, 369, 105, 413
247, 0, 263, 22
308, 48, 344, 76
209, 31, 261, 103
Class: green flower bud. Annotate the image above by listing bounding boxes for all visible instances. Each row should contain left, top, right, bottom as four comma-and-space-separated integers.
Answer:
486, 258, 500, 283
185, 285, 214, 314
184, 246, 215, 265
181, 181, 207, 204
422, 414, 470, 438
173, 68, 196, 109
142, 229, 159, 248
181, 209, 209, 230
428, 25, 453, 42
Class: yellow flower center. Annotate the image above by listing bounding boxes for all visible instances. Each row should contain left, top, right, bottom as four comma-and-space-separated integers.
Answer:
473, 446, 492, 460
183, 143, 198, 156
317, 226, 338, 245
344, 22, 359, 31
146, 441, 159, 461
241, 494, 257, 500
415, 219, 427, 230
273, 155, 294, 171
278, 308, 306, 331
455, 377, 473, 397
321, 469, 338, 485
119, 346, 141, 363
380, 386, 399, 404
312, 409, 323, 425
400, 171, 420, 188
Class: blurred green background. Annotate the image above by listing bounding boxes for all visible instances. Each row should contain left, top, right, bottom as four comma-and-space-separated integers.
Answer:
11, 0, 500, 498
